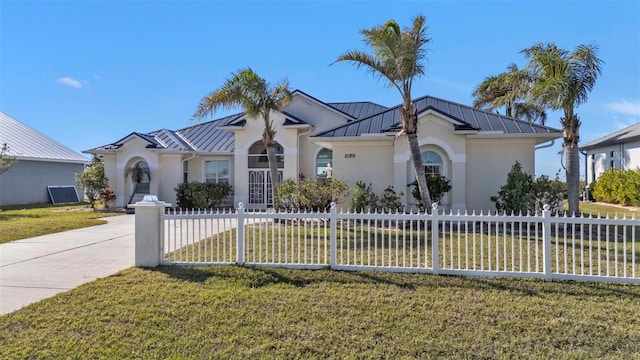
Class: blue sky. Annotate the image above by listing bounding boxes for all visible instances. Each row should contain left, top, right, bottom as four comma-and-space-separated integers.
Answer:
1, 0, 639, 179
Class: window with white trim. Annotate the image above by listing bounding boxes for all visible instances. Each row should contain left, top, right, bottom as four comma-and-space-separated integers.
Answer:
316, 148, 333, 179
205, 160, 229, 184
421, 151, 443, 175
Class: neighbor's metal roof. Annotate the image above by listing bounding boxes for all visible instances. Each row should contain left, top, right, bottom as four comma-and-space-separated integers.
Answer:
314, 95, 561, 138
0, 112, 89, 163
581, 122, 640, 150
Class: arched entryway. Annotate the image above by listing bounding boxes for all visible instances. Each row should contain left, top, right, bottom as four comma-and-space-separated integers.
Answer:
125, 158, 151, 204
247, 142, 283, 206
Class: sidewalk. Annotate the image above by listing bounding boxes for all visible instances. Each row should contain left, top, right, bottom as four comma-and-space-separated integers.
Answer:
0, 214, 135, 315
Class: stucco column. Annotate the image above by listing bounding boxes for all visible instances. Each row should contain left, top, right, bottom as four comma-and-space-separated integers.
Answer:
233, 149, 248, 207
129, 195, 171, 267
451, 161, 466, 211
393, 159, 409, 208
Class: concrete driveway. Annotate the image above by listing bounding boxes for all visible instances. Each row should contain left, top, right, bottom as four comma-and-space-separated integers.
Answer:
0, 214, 135, 315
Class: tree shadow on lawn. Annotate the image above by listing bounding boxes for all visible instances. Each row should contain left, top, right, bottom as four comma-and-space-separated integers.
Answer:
150, 265, 640, 299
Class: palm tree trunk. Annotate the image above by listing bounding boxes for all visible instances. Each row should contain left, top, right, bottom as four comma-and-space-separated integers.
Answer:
265, 144, 280, 206
564, 114, 581, 215
408, 132, 432, 210
127, 183, 139, 205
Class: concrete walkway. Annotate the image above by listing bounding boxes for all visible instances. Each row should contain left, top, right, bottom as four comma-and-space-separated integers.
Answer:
0, 214, 135, 315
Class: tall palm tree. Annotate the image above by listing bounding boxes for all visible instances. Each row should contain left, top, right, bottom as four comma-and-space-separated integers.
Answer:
193, 68, 292, 202
522, 43, 603, 214
334, 15, 432, 208
472, 63, 547, 124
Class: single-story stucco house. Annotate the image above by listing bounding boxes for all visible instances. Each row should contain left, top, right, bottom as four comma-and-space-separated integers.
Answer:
84, 90, 561, 211
0, 112, 89, 206
582, 122, 640, 188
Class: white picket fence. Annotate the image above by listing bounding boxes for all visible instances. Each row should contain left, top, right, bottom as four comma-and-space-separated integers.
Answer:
145, 201, 640, 284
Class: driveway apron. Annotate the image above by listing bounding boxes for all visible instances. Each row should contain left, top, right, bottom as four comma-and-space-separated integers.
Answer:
0, 214, 135, 315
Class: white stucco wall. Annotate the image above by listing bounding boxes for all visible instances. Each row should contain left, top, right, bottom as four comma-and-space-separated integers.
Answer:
585, 140, 640, 186
466, 139, 535, 211
331, 140, 394, 209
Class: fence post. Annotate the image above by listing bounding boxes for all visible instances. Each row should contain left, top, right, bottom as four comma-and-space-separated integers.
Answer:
130, 195, 171, 267
542, 204, 552, 281
330, 202, 337, 269
431, 202, 440, 275
237, 202, 245, 266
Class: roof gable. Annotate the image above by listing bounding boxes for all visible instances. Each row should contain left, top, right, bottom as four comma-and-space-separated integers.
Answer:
0, 112, 88, 163
313, 95, 561, 138
581, 122, 640, 150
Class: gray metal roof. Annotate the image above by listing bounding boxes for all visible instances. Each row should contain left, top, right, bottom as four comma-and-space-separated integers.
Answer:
86, 114, 238, 154
327, 102, 389, 120
0, 112, 89, 163
581, 122, 640, 150
314, 95, 561, 138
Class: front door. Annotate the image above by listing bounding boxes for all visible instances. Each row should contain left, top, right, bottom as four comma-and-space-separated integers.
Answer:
248, 169, 283, 207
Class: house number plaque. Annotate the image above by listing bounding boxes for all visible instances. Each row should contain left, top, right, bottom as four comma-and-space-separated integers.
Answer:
344, 153, 356, 159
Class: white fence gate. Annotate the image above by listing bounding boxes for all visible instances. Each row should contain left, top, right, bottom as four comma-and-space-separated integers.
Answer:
133, 197, 639, 284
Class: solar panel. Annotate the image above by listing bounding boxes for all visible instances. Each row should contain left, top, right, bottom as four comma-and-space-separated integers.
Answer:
48, 186, 80, 204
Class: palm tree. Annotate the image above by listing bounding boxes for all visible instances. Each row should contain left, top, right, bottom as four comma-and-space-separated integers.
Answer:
125, 162, 151, 205
333, 15, 433, 208
522, 43, 603, 214
472, 63, 547, 124
193, 68, 292, 202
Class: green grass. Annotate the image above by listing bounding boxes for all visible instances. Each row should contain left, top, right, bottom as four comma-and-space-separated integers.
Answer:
166, 220, 639, 279
1, 266, 639, 359
0, 203, 120, 244
577, 201, 640, 218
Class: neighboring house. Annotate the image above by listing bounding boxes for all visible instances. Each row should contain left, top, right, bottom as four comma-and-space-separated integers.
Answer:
84, 90, 561, 211
0, 112, 89, 206
582, 122, 640, 188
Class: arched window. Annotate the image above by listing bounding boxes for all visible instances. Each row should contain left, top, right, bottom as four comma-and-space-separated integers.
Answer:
316, 148, 333, 180
421, 151, 442, 175
248, 142, 284, 169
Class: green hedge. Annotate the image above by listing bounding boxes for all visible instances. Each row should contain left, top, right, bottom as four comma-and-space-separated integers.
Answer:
591, 168, 640, 206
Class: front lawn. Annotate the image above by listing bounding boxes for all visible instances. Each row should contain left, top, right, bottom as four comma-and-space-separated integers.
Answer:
1, 266, 638, 359
0, 203, 121, 244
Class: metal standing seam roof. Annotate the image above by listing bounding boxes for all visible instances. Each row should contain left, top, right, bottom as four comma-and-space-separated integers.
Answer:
0, 112, 89, 163
327, 102, 389, 120
85, 114, 239, 154
580, 122, 640, 150
314, 95, 561, 138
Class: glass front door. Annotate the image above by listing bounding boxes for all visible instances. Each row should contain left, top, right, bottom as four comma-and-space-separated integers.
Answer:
248, 169, 283, 206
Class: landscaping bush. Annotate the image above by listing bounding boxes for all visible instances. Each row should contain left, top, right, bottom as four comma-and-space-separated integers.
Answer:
75, 156, 109, 208
349, 181, 404, 213
379, 186, 404, 213
532, 175, 566, 213
174, 181, 232, 210
408, 174, 452, 208
275, 178, 349, 212
349, 181, 379, 213
491, 162, 567, 213
591, 168, 640, 206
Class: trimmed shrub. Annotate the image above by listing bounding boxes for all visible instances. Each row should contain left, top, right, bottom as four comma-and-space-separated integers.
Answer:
491, 162, 567, 213
532, 175, 566, 213
349, 181, 379, 213
276, 178, 349, 212
408, 174, 452, 208
591, 168, 640, 206
349, 182, 404, 213
174, 182, 232, 210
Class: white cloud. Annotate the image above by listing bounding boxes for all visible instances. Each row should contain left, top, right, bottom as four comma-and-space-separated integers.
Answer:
607, 100, 640, 117
93, 74, 102, 80
56, 77, 83, 88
